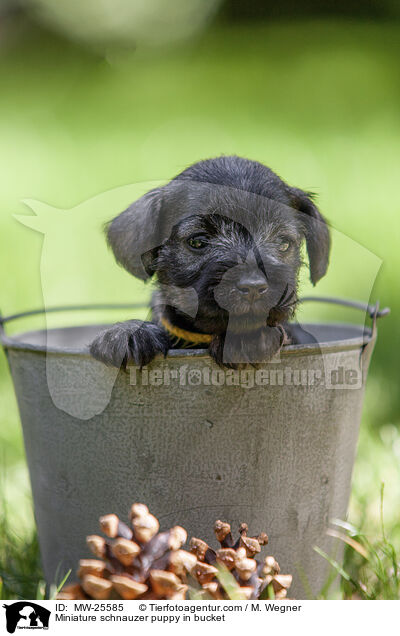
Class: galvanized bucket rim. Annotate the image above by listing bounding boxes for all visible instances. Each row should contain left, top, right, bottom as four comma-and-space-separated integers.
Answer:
0, 296, 389, 359
0, 321, 373, 358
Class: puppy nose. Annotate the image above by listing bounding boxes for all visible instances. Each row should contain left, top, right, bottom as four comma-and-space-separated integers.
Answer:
236, 274, 268, 299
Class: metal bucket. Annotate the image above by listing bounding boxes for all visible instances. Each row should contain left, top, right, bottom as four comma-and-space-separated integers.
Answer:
0, 298, 388, 598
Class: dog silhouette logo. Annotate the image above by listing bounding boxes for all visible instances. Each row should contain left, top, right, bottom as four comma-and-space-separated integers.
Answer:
3, 602, 50, 633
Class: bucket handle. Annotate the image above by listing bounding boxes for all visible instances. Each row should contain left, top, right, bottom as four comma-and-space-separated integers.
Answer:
299, 296, 390, 363
0, 303, 148, 338
0, 297, 390, 337
298, 296, 390, 321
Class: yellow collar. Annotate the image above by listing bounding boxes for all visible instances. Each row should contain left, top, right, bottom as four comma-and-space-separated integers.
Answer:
161, 316, 213, 345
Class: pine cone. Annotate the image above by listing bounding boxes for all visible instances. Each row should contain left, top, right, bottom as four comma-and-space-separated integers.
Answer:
57, 505, 292, 601
57, 504, 195, 600
190, 520, 292, 600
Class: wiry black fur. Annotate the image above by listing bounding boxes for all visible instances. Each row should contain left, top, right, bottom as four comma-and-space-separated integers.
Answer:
90, 156, 330, 368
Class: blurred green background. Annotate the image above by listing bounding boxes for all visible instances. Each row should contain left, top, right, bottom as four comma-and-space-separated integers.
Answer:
0, 1, 399, 596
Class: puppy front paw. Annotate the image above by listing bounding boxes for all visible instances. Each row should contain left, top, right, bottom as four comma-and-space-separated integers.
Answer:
89, 320, 170, 369
209, 326, 283, 368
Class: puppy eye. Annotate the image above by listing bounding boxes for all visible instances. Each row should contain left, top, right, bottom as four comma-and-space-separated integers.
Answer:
187, 235, 208, 250
278, 240, 291, 252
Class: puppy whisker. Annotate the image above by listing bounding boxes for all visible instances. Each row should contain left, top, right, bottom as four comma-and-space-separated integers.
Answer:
276, 284, 289, 307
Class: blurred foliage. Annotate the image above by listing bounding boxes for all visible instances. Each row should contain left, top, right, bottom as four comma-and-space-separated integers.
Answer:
0, 17, 399, 597
225, 0, 400, 20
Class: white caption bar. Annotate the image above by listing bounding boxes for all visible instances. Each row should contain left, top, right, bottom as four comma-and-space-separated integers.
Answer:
1, 599, 398, 635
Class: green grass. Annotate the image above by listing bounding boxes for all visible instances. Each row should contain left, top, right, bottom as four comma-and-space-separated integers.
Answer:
316, 487, 400, 599
0, 493, 44, 600
0, 18, 399, 599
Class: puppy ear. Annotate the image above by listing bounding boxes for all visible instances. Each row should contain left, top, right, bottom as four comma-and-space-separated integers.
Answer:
107, 188, 163, 280
290, 187, 330, 285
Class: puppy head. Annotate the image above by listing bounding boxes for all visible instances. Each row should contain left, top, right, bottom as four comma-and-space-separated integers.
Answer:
107, 157, 330, 330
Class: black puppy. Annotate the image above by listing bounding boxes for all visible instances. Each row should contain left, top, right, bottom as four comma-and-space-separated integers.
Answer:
90, 156, 330, 368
